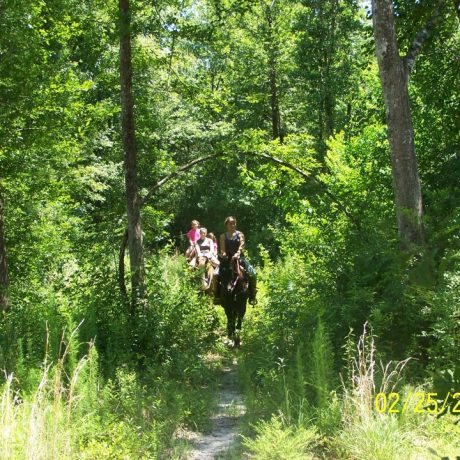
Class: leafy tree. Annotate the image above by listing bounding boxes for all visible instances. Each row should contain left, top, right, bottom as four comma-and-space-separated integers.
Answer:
292, 0, 366, 156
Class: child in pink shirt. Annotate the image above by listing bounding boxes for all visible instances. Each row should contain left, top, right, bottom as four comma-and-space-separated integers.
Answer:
187, 220, 200, 245
186, 220, 200, 262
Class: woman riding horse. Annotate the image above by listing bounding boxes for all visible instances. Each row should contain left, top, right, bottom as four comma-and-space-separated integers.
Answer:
219, 216, 257, 304
218, 216, 257, 347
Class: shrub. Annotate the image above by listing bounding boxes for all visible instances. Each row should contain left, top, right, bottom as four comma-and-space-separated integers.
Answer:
243, 416, 318, 460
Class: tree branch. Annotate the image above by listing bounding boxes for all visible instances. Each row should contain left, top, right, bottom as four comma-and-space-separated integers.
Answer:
140, 152, 222, 207
248, 151, 359, 225
404, 0, 445, 74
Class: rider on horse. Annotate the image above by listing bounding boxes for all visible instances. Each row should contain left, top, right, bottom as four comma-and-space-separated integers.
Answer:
219, 216, 257, 305
195, 227, 219, 268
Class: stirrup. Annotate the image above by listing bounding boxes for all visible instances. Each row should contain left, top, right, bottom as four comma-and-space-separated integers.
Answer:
249, 297, 258, 305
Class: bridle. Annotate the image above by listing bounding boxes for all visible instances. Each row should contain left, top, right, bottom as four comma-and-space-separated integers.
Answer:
223, 257, 246, 296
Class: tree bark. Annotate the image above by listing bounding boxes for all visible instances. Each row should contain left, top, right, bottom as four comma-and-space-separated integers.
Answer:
265, 4, 283, 142
0, 191, 9, 313
118, 229, 129, 303
119, 0, 145, 307
323, 0, 338, 140
372, 0, 424, 249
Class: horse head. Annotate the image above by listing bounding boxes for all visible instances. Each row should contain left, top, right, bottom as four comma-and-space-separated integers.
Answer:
219, 256, 249, 297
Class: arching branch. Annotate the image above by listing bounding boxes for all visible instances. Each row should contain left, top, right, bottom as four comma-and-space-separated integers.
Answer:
249, 151, 358, 224
140, 152, 222, 207
119, 149, 358, 297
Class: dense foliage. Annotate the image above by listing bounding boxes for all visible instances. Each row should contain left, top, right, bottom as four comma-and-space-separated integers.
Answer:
0, 0, 459, 457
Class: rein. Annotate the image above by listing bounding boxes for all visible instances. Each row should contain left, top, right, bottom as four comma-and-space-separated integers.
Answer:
228, 257, 245, 293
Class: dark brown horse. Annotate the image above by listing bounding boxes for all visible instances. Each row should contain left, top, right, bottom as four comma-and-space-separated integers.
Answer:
218, 256, 249, 348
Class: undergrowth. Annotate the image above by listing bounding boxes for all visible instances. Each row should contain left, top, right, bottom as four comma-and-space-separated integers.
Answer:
238, 253, 460, 459
0, 252, 223, 459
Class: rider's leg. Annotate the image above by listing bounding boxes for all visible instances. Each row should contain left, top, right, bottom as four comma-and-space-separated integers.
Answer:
186, 246, 196, 261
240, 256, 257, 304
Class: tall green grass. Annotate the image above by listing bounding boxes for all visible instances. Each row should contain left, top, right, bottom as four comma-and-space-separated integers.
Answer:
242, 416, 318, 460
336, 323, 411, 458
0, 331, 94, 460
1, 331, 222, 459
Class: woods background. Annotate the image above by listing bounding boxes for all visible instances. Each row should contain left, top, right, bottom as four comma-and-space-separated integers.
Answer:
0, 0, 459, 458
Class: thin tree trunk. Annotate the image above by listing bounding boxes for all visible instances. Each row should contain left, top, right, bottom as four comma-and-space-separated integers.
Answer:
119, 0, 145, 307
118, 229, 129, 303
323, 0, 338, 140
324, 91, 334, 139
0, 192, 9, 313
269, 56, 282, 141
265, 5, 283, 142
372, 0, 424, 249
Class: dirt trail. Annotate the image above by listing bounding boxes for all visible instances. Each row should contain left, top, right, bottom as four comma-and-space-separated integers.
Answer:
187, 356, 245, 459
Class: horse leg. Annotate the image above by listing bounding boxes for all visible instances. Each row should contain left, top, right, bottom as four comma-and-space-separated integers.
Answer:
224, 304, 236, 342
234, 300, 247, 348
206, 263, 214, 292
211, 274, 220, 304
233, 330, 240, 348
235, 299, 247, 331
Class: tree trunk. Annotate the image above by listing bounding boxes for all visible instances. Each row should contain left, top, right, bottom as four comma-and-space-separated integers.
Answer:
269, 55, 282, 141
323, 0, 338, 140
0, 192, 9, 313
323, 91, 334, 139
265, 5, 283, 142
119, 0, 145, 307
372, 0, 424, 249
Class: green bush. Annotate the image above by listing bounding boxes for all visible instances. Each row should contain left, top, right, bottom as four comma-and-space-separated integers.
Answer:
243, 416, 318, 460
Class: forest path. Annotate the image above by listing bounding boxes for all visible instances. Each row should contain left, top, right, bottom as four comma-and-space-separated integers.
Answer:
187, 354, 246, 459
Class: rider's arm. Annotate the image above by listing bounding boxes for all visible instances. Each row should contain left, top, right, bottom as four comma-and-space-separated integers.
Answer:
234, 231, 245, 258
219, 233, 226, 256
